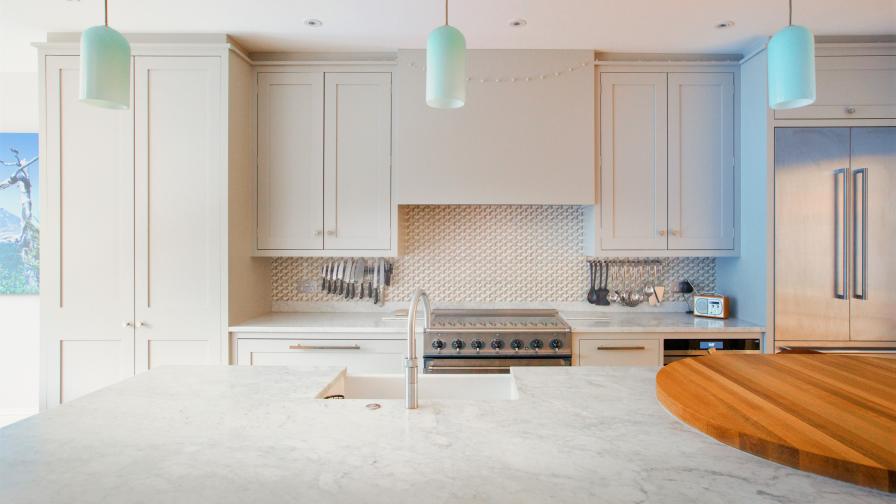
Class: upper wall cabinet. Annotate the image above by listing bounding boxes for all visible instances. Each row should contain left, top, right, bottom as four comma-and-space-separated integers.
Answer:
394, 50, 594, 204
774, 55, 896, 120
256, 71, 394, 256
591, 70, 736, 257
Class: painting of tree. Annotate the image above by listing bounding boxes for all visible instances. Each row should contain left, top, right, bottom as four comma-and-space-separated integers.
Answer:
0, 133, 39, 294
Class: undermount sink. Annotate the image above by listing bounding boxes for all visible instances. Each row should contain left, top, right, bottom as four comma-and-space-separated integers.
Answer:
317, 372, 519, 401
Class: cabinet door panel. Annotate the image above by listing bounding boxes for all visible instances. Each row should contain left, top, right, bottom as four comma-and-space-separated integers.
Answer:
324, 73, 392, 250
849, 127, 896, 341
578, 339, 660, 366
668, 73, 735, 250
257, 72, 324, 250
774, 128, 851, 341
237, 338, 405, 374
774, 56, 896, 120
600, 73, 668, 250
42, 56, 135, 407
133, 56, 223, 372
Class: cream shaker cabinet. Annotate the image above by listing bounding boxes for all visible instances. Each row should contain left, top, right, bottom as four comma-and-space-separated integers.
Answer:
595, 71, 736, 256
236, 337, 406, 374
40, 53, 232, 407
42, 56, 137, 406
667, 73, 735, 251
132, 57, 225, 372
773, 55, 896, 120
255, 72, 393, 256
599, 72, 669, 251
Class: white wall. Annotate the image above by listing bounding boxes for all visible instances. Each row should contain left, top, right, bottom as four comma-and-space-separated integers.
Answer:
716, 50, 769, 327
0, 71, 40, 426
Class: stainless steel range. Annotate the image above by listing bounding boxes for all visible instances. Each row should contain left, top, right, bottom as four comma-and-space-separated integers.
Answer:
423, 309, 572, 374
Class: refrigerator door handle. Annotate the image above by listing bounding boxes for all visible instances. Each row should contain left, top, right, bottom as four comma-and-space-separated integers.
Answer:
853, 168, 868, 300
834, 168, 849, 300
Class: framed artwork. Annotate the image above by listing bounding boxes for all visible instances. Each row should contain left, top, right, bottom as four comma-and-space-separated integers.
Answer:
0, 133, 39, 294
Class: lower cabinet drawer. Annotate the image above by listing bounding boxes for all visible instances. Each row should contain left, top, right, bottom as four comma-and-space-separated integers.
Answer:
236, 338, 405, 374
578, 339, 661, 366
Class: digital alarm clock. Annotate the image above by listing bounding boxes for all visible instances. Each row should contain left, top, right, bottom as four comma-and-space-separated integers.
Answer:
693, 293, 730, 319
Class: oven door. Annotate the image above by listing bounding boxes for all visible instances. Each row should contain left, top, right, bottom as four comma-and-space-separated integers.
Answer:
423, 356, 572, 374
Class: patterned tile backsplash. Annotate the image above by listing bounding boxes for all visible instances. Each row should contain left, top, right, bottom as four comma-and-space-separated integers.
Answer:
272, 205, 715, 305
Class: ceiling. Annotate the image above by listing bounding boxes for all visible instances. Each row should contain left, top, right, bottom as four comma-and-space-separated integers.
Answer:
2, 0, 895, 71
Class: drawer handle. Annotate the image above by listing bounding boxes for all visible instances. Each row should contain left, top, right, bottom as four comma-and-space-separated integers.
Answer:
597, 345, 646, 351
288, 344, 361, 351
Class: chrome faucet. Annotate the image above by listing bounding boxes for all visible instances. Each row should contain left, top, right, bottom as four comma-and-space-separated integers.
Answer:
405, 289, 431, 409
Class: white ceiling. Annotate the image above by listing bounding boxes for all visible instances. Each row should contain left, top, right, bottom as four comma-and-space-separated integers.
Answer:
2, 0, 895, 71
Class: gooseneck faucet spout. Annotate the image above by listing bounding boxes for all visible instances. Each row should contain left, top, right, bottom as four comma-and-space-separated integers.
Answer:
406, 289, 431, 409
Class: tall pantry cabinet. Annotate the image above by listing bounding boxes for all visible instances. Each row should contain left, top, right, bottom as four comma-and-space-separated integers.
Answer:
38, 39, 269, 408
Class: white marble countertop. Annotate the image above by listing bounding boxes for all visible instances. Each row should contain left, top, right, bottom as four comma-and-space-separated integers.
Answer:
230, 311, 413, 334
0, 366, 883, 503
561, 311, 765, 333
229, 311, 764, 335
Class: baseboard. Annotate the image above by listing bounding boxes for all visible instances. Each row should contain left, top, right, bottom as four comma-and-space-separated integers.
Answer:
0, 408, 37, 428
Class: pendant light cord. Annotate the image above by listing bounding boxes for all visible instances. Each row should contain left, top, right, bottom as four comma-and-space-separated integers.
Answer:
789, 0, 792, 26
444, 0, 448, 25
105, 0, 109, 26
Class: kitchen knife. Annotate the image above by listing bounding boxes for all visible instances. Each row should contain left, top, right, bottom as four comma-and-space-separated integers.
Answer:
377, 258, 385, 305
321, 262, 328, 292
344, 259, 353, 299
354, 260, 364, 299
373, 259, 380, 305
368, 260, 375, 302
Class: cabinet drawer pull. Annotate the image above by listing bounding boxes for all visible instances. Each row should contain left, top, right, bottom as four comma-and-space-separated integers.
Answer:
288, 344, 361, 351
597, 345, 646, 351
326, 230, 337, 236
657, 229, 667, 237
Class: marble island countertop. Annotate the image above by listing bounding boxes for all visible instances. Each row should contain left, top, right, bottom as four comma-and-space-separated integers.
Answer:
229, 310, 764, 335
0, 365, 883, 504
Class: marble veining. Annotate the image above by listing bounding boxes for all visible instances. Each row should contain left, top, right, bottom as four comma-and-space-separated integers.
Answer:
0, 366, 883, 504
230, 311, 764, 334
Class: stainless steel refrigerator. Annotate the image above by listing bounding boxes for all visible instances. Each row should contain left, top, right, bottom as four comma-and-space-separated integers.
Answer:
775, 127, 895, 342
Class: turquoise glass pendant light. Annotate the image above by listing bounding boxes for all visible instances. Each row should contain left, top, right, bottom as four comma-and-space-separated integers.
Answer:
426, 0, 466, 108
80, 0, 131, 109
768, 0, 816, 109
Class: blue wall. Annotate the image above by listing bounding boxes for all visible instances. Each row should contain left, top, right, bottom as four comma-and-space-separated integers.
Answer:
717, 50, 768, 326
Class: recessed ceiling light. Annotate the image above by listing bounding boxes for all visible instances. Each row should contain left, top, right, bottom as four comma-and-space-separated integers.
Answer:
715, 20, 735, 29
508, 18, 527, 28
304, 18, 323, 28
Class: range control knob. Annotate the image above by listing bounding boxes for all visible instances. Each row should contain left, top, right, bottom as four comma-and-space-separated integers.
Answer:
550, 338, 563, 350
490, 339, 505, 350
470, 339, 484, 351
451, 339, 465, 351
431, 340, 445, 351
529, 339, 544, 350
510, 339, 524, 351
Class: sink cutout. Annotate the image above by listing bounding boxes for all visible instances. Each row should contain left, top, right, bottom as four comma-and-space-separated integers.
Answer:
317, 372, 519, 401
